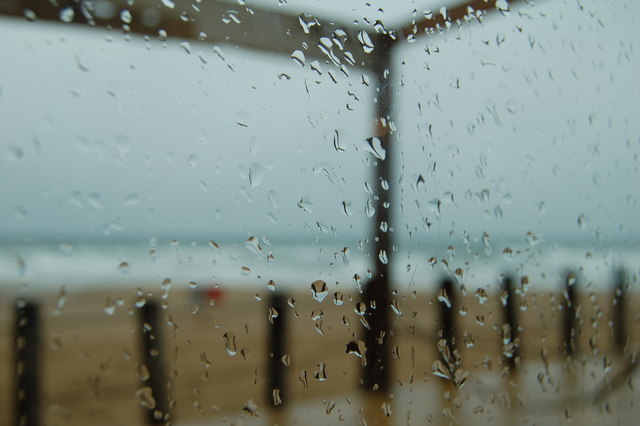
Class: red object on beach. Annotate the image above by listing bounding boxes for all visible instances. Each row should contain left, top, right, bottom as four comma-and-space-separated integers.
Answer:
205, 286, 224, 304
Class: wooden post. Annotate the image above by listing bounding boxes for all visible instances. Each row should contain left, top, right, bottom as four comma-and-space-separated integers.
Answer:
439, 278, 456, 349
612, 268, 627, 354
362, 32, 396, 395
501, 275, 519, 371
139, 301, 169, 424
437, 278, 458, 422
267, 292, 287, 409
14, 300, 40, 426
562, 270, 578, 357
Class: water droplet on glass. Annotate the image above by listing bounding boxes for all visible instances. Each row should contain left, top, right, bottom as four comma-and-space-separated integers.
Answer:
187, 153, 198, 168
137, 364, 150, 381
299, 370, 308, 389
453, 268, 464, 285
365, 199, 376, 218
135, 386, 156, 409
200, 352, 212, 368
390, 300, 402, 316
242, 399, 259, 417
333, 292, 344, 306
474, 288, 487, 304
526, 231, 541, 246
291, 49, 306, 67
120, 9, 132, 24
272, 388, 282, 406
298, 13, 318, 34
345, 340, 367, 365
354, 302, 367, 316
245, 236, 263, 257
248, 162, 264, 188
268, 307, 279, 324
160, 0, 176, 9
364, 137, 386, 160
453, 368, 469, 389
297, 197, 313, 213
180, 41, 192, 54
223, 332, 237, 356
437, 289, 451, 308
23, 9, 36, 21
431, 359, 450, 380
378, 250, 388, 265
267, 280, 276, 291
222, 10, 241, 24
135, 296, 146, 308
314, 362, 327, 381
577, 213, 588, 229
104, 298, 116, 315
59, 7, 75, 23
118, 261, 130, 274
381, 401, 392, 417
310, 280, 328, 302
495, 0, 510, 15
357, 30, 374, 53
281, 354, 290, 366
53, 285, 68, 316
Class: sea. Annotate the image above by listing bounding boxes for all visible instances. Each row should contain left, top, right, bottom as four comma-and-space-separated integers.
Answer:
1, 234, 638, 299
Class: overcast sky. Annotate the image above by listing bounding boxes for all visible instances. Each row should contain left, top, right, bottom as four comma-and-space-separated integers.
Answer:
0, 0, 638, 247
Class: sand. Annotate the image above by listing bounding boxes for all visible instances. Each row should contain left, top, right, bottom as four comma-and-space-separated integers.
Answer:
1, 284, 639, 425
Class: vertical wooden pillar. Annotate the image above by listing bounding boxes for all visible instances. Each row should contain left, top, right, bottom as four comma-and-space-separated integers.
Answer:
268, 292, 287, 408
362, 32, 396, 395
139, 301, 169, 424
501, 275, 519, 370
14, 300, 40, 426
612, 268, 627, 354
562, 271, 579, 357
438, 278, 456, 353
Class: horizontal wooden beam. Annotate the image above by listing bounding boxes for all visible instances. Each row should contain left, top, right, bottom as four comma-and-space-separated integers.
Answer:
1, 1, 524, 70
0, 0, 382, 69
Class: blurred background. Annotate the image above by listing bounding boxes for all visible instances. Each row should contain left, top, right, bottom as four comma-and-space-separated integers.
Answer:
0, 0, 639, 425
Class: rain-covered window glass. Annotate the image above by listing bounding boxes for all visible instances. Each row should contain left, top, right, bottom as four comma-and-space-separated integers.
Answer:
1, 0, 638, 425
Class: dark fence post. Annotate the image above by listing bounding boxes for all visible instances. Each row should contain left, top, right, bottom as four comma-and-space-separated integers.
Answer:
612, 268, 627, 354
562, 270, 579, 357
438, 278, 456, 365
267, 292, 287, 408
139, 301, 169, 424
14, 299, 40, 426
501, 275, 519, 371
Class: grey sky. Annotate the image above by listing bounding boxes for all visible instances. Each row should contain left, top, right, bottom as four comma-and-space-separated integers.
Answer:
0, 0, 638, 246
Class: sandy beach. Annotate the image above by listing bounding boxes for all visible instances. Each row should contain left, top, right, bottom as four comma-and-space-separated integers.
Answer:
1, 284, 639, 425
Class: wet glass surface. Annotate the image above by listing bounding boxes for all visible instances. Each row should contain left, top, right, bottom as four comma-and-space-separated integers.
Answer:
1, 1, 639, 425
